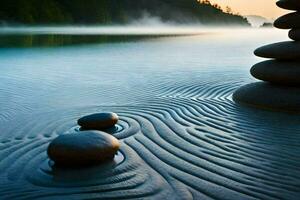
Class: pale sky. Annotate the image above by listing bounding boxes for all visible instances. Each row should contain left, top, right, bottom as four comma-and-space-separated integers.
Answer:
209, 0, 289, 19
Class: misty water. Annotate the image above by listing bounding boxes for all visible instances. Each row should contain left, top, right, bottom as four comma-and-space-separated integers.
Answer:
0, 27, 300, 199
0, 27, 289, 113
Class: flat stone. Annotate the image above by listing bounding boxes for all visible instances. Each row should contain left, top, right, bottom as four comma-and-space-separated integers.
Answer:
289, 29, 300, 40
47, 130, 120, 166
274, 12, 300, 29
233, 82, 300, 113
254, 41, 300, 60
276, 0, 300, 11
251, 60, 300, 85
78, 112, 119, 130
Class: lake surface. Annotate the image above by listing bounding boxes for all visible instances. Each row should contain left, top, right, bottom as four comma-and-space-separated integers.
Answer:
0, 27, 299, 200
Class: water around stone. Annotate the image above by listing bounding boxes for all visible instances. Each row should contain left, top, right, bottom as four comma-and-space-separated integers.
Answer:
0, 27, 299, 199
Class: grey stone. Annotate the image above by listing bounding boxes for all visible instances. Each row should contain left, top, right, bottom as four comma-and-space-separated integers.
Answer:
233, 82, 300, 113
251, 60, 300, 85
274, 12, 300, 29
78, 112, 119, 130
47, 130, 120, 166
254, 41, 300, 60
276, 0, 300, 11
289, 29, 300, 40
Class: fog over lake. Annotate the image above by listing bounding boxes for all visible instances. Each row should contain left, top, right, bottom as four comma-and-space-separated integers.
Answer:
0, 26, 299, 199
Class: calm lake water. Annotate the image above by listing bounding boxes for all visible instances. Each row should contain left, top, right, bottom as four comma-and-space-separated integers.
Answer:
0, 27, 288, 117
0, 27, 299, 199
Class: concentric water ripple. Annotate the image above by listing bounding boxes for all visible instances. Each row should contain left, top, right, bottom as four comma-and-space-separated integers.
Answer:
0, 77, 299, 199
0, 30, 299, 199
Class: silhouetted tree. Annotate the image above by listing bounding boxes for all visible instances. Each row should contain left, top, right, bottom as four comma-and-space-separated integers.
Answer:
0, 0, 249, 25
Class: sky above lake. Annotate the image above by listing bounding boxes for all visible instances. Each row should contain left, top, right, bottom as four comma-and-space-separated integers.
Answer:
210, 0, 289, 19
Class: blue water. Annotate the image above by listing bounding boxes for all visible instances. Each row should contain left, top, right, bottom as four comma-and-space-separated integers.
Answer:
0, 28, 287, 119
0, 27, 299, 200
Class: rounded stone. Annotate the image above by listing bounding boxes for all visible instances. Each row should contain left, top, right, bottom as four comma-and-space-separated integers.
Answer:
276, 0, 300, 11
47, 130, 120, 166
289, 29, 300, 40
78, 112, 119, 130
233, 82, 300, 112
254, 41, 300, 60
274, 12, 300, 29
251, 60, 300, 85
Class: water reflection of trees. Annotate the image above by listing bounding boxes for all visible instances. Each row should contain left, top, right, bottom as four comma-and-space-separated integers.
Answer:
0, 35, 143, 47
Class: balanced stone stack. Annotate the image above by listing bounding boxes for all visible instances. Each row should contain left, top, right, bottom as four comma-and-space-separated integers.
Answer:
233, 0, 300, 112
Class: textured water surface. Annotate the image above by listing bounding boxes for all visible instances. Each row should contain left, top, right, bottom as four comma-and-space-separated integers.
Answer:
0, 28, 299, 200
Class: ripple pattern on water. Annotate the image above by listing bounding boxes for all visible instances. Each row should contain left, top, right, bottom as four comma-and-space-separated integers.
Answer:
0, 77, 300, 200
0, 30, 299, 199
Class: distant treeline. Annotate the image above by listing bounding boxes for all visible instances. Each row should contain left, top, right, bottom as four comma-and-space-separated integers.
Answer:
0, 0, 249, 25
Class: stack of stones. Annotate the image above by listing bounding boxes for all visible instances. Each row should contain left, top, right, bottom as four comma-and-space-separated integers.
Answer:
47, 112, 120, 167
233, 0, 300, 112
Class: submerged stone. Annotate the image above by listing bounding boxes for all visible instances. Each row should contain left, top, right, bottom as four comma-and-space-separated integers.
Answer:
276, 0, 300, 11
251, 60, 300, 86
289, 29, 300, 41
274, 12, 300, 29
233, 82, 300, 112
47, 130, 120, 166
254, 41, 300, 60
78, 112, 119, 130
